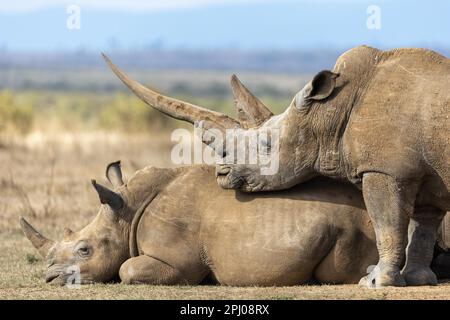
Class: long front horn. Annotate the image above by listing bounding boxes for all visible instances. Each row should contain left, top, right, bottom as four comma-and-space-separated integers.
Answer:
102, 53, 240, 129
231, 74, 273, 128
19, 217, 55, 257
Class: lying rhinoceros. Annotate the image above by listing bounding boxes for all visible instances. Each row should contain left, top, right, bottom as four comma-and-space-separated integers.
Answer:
21, 162, 450, 285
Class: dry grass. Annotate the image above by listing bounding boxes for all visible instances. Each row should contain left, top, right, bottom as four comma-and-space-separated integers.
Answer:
1, 131, 449, 300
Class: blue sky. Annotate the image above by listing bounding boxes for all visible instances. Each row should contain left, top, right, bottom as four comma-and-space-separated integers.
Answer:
0, 0, 448, 51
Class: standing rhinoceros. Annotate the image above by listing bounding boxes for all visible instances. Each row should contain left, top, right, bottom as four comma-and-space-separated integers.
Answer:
20, 162, 450, 285
102, 46, 450, 287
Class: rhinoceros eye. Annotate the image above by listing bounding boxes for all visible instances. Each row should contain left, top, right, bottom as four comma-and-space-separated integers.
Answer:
78, 247, 90, 256
75, 242, 92, 258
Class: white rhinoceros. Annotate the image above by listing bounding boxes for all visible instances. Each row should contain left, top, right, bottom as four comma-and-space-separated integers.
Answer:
21, 162, 450, 285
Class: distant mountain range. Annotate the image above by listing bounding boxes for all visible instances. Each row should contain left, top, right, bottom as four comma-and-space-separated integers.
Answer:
0, 49, 346, 73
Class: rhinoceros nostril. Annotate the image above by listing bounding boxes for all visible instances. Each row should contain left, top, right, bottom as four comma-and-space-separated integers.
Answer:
45, 273, 59, 283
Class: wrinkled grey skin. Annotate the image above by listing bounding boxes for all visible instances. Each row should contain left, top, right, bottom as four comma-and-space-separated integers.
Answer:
20, 163, 450, 286
102, 48, 449, 287
213, 46, 450, 287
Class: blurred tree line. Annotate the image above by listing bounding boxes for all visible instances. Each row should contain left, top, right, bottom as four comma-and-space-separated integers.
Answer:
0, 89, 291, 135
0, 91, 33, 134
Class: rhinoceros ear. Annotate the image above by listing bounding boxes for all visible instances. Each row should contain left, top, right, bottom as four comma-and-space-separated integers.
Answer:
106, 160, 124, 188
91, 179, 124, 211
304, 70, 339, 102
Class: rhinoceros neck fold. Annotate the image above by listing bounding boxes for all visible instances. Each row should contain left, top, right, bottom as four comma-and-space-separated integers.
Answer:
124, 166, 185, 257
312, 47, 380, 182
310, 98, 353, 181
128, 191, 159, 257
315, 106, 353, 180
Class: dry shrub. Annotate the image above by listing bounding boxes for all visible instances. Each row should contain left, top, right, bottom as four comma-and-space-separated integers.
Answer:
0, 90, 34, 135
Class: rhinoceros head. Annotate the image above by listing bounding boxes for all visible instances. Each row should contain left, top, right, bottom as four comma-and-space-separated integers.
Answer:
20, 161, 131, 285
215, 70, 341, 191
102, 53, 342, 192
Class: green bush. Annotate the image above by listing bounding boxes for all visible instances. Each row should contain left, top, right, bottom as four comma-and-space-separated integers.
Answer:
0, 90, 34, 134
99, 92, 172, 132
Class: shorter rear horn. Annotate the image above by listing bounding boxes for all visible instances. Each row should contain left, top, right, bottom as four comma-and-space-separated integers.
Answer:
231, 74, 273, 128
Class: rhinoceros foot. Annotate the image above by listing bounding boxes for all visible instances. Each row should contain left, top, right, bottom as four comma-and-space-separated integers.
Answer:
402, 266, 438, 286
432, 253, 450, 279
359, 263, 406, 288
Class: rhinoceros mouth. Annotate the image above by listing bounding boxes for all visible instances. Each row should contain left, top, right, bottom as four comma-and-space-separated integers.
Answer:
45, 265, 72, 285
216, 174, 232, 188
216, 171, 244, 190
46, 271, 94, 285
216, 166, 231, 177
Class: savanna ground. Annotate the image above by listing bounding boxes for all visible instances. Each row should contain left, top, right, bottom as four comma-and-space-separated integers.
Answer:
0, 70, 449, 299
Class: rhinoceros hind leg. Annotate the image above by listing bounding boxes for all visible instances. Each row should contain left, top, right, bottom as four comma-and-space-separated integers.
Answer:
401, 207, 445, 286
361, 173, 419, 287
119, 255, 189, 285
402, 267, 437, 286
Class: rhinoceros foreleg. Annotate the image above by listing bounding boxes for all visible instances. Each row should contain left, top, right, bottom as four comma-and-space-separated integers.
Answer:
360, 173, 419, 288
401, 207, 445, 285
119, 255, 190, 285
